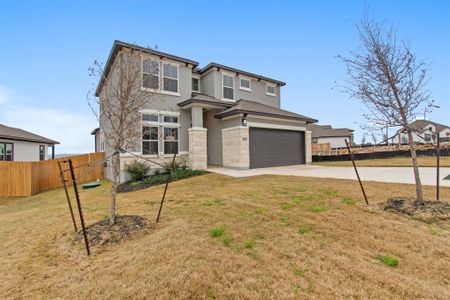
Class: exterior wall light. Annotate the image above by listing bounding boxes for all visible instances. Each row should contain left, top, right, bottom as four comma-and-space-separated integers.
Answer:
242, 117, 248, 126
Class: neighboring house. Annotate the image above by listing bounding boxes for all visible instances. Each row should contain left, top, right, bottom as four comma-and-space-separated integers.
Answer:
307, 124, 354, 149
94, 40, 317, 181
0, 123, 59, 161
393, 119, 450, 145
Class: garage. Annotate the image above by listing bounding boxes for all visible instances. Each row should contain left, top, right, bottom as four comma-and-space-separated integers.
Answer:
249, 128, 305, 168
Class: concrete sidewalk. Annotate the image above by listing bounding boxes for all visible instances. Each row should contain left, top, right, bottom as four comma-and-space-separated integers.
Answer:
208, 165, 450, 187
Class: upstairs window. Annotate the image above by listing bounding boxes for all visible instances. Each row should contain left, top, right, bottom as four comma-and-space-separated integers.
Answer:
192, 78, 200, 92
266, 84, 276, 96
163, 63, 178, 93
223, 74, 234, 100
142, 59, 159, 89
39, 145, 45, 161
239, 78, 251, 91
0, 143, 13, 161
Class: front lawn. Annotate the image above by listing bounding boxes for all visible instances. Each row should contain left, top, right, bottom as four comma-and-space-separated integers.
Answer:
1, 174, 449, 299
314, 155, 450, 167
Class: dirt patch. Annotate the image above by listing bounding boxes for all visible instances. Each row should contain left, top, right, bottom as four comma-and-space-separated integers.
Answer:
74, 215, 154, 247
382, 197, 450, 223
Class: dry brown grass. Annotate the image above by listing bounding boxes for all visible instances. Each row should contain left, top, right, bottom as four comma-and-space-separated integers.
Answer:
314, 156, 450, 167
1, 174, 449, 299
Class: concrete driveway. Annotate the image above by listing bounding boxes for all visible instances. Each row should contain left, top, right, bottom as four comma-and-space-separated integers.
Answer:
208, 165, 450, 187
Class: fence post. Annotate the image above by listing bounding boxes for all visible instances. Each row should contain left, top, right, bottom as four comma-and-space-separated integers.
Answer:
345, 139, 369, 205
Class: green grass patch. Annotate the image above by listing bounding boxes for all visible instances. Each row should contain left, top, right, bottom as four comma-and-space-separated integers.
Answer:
293, 194, 314, 203
281, 203, 295, 210
310, 206, 325, 213
429, 225, 439, 235
341, 198, 356, 205
255, 207, 268, 214
280, 216, 289, 224
376, 255, 399, 267
222, 235, 231, 247
319, 188, 338, 197
209, 227, 225, 238
205, 199, 225, 207
298, 225, 312, 234
293, 267, 305, 277
244, 240, 255, 249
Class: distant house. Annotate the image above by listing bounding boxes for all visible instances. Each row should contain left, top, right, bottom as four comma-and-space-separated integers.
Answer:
307, 124, 354, 149
393, 120, 450, 145
0, 124, 59, 161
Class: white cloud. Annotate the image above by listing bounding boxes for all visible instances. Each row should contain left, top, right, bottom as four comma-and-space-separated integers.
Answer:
0, 85, 12, 103
1, 104, 98, 154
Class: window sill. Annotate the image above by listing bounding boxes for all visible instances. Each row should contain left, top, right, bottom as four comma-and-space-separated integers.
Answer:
239, 87, 252, 92
266, 93, 277, 97
221, 98, 235, 102
140, 87, 181, 97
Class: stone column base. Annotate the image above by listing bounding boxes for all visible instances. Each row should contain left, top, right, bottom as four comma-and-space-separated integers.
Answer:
222, 126, 250, 169
189, 128, 207, 170
306, 130, 312, 164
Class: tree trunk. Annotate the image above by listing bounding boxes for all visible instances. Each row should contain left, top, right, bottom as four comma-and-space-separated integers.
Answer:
109, 151, 120, 226
407, 129, 424, 201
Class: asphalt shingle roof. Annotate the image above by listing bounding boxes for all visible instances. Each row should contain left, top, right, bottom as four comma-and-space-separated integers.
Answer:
0, 124, 59, 144
307, 124, 354, 138
215, 99, 318, 123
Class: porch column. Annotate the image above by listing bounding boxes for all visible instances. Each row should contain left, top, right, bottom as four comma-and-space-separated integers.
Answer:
189, 106, 207, 170
305, 130, 312, 164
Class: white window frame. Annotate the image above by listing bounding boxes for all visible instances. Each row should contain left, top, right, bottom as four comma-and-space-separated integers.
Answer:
266, 83, 277, 96
141, 57, 160, 91
192, 76, 200, 92
239, 76, 252, 92
162, 62, 180, 95
140, 110, 181, 156
162, 127, 179, 155
222, 73, 235, 101
141, 125, 159, 156
141, 56, 181, 97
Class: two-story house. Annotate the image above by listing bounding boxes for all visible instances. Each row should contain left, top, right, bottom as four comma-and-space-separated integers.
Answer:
393, 119, 450, 145
93, 41, 317, 181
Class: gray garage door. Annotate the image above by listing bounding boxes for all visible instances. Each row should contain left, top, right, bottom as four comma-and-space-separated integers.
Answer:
249, 128, 305, 168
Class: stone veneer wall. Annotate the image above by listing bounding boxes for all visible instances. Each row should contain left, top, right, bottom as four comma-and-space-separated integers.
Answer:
188, 128, 207, 170
222, 126, 250, 169
306, 130, 312, 164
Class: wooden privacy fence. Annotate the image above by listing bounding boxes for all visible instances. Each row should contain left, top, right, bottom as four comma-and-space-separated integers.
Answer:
0, 152, 105, 197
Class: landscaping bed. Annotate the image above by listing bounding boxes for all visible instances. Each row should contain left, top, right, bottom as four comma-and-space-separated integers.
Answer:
117, 169, 208, 193
74, 215, 153, 246
383, 197, 450, 223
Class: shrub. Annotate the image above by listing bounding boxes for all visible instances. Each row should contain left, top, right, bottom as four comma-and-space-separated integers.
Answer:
209, 227, 225, 238
125, 160, 150, 182
163, 157, 187, 173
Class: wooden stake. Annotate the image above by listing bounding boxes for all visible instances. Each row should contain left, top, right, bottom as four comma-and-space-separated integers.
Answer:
156, 153, 177, 223
436, 133, 440, 201
345, 139, 369, 205
67, 159, 91, 255
57, 160, 78, 232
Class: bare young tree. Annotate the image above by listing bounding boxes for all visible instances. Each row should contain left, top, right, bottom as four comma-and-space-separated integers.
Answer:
88, 47, 156, 225
339, 16, 434, 200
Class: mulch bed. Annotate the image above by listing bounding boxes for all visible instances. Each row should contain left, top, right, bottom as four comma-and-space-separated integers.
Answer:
382, 197, 450, 223
74, 215, 153, 247
117, 180, 167, 193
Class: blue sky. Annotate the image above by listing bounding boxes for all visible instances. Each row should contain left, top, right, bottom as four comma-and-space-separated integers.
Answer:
0, 0, 449, 153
